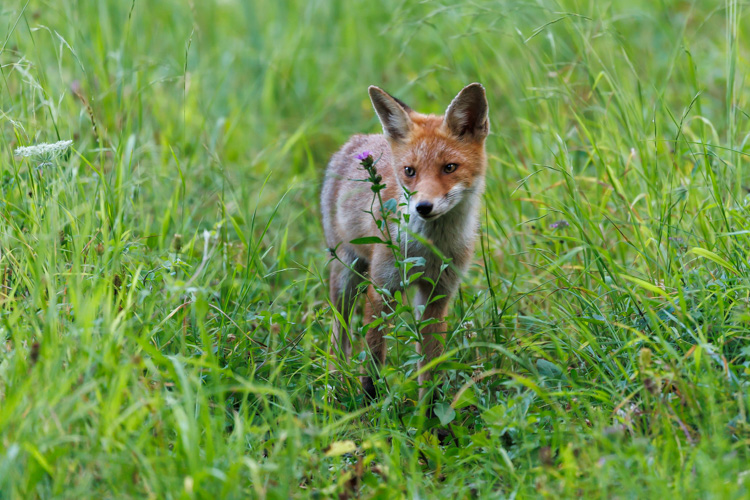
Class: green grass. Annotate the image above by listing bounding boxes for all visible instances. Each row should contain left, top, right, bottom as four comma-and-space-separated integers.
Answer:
1, 0, 749, 497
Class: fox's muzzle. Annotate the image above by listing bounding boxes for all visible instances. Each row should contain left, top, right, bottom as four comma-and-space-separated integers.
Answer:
415, 201, 433, 217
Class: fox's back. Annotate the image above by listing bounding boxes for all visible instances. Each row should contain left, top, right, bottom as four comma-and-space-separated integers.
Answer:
321, 134, 400, 257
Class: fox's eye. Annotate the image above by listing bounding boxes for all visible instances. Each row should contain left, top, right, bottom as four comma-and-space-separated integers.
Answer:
444, 163, 459, 173
404, 166, 416, 177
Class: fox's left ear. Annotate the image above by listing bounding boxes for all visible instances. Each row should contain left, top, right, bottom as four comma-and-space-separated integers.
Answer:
444, 83, 490, 141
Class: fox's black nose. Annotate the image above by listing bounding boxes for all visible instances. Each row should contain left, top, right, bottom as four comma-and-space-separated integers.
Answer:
416, 201, 433, 217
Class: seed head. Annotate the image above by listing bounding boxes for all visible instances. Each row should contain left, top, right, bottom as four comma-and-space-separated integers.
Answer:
14, 140, 73, 166
14, 140, 73, 158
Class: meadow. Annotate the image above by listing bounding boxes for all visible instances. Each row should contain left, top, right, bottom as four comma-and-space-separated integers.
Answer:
1, 0, 749, 497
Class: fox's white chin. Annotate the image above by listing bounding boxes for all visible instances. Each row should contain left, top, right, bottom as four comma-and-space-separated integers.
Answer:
416, 212, 441, 221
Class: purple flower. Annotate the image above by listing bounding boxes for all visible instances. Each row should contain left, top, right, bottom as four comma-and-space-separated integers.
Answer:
549, 220, 569, 230
355, 150, 372, 161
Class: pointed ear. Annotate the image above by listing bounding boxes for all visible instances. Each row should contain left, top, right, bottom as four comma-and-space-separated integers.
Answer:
444, 83, 489, 140
368, 86, 413, 141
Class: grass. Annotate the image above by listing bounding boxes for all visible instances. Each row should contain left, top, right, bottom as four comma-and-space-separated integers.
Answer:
1, 0, 749, 497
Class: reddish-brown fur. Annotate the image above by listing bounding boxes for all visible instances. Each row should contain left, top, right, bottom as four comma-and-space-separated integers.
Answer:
321, 83, 490, 403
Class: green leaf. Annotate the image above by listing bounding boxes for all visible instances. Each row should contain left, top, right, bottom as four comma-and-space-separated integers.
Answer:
453, 387, 478, 409
621, 274, 669, 297
403, 256, 426, 266
434, 402, 456, 426
537, 359, 562, 379
482, 405, 506, 426
689, 247, 739, 275
383, 197, 398, 213
437, 362, 473, 371
362, 317, 384, 333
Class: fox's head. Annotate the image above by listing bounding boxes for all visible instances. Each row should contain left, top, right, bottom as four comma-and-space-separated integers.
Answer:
369, 83, 490, 221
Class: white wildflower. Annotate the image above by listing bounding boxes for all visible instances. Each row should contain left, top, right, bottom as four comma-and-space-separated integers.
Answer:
14, 140, 73, 165
461, 320, 477, 339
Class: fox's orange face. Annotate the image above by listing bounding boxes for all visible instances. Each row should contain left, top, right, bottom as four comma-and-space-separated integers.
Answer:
369, 84, 490, 221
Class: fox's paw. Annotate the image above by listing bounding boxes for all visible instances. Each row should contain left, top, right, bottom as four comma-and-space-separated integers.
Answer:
435, 426, 453, 446
361, 376, 378, 402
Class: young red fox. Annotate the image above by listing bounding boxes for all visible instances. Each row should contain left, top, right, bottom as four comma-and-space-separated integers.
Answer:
321, 83, 489, 402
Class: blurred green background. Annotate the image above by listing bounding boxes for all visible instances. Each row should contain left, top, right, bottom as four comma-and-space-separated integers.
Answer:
1, 0, 749, 498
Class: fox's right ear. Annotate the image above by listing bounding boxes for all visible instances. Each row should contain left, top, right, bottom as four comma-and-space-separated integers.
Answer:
369, 86, 413, 141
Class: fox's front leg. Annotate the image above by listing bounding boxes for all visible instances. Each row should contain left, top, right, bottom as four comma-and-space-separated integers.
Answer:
415, 285, 450, 404
361, 283, 392, 399
328, 260, 352, 370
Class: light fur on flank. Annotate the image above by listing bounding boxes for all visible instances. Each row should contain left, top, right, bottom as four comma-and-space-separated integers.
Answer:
321, 83, 490, 403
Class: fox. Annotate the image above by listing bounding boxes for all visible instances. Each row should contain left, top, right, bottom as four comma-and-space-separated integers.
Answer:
321, 83, 490, 403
